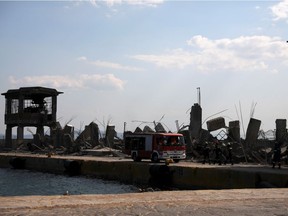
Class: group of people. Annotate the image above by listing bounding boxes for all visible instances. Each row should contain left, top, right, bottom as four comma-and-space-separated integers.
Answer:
202, 141, 233, 165
199, 139, 285, 169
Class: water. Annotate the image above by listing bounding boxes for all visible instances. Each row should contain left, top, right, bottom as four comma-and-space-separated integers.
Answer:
0, 168, 137, 196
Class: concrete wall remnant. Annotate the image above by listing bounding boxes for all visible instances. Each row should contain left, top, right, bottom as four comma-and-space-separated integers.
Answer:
143, 126, 154, 133
63, 125, 74, 140
51, 123, 63, 148
179, 130, 193, 153
206, 117, 226, 132
105, 125, 116, 148
76, 122, 100, 147
228, 120, 240, 142
275, 119, 287, 143
245, 118, 261, 147
134, 127, 142, 133
63, 134, 76, 153
155, 122, 166, 133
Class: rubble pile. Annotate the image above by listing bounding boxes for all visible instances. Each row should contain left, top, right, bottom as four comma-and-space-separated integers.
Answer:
5, 116, 288, 166
181, 115, 288, 166
11, 121, 122, 156
1, 87, 287, 165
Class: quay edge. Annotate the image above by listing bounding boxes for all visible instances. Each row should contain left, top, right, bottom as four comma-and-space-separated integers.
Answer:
0, 153, 287, 190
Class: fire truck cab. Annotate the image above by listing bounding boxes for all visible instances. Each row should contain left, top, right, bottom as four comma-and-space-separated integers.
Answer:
124, 132, 186, 162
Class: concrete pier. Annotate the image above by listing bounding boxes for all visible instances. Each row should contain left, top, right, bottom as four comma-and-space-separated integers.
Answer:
1, 189, 288, 216
0, 153, 287, 189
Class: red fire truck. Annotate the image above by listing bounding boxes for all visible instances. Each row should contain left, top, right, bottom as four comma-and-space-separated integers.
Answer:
124, 132, 186, 162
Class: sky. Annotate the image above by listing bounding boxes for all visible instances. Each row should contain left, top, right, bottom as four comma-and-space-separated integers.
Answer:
0, 0, 288, 137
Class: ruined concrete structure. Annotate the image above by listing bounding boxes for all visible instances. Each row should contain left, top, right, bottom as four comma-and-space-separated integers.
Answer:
228, 120, 240, 143
1, 86, 287, 164
206, 117, 226, 132
76, 122, 100, 147
105, 125, 116, 148
275, 119, 287, 143
189, 103, 202, 138
1, 87, 63, 148
245, 118, 261, 148
155, 122, 166, 133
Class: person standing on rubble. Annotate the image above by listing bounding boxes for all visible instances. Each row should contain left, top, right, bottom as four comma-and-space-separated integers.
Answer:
272, 141, 281, 169
202, 142, 211, 164
224, 143, 233, 165
213, 140, 222, 165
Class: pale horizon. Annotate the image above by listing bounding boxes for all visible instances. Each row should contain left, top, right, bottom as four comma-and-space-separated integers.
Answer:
1, 0, 288, 137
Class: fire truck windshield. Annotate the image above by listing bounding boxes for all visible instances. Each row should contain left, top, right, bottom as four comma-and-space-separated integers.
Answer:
162, 136, 185, 146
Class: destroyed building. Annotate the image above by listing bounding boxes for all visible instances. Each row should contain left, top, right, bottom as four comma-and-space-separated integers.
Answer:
1, 86, 121, 154
1, 87, 63, 149
183, 100, 288, 164
1, 86, 287, 164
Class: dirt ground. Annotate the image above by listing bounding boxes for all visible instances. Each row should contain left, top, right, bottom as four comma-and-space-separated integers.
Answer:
0, 188, 287, 216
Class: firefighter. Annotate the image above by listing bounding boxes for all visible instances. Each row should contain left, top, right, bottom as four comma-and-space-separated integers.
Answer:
202, 142, 211, 164
213, 140, 222, 165
224, 143, 233, 165
272, 141, 281, 169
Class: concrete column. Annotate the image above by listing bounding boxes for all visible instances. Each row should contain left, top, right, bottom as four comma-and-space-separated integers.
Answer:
52, 96, 57, 121
189, 103, 202, 138
5, 125, 12, 149
17, 126, 24, 144
36, 126, 44, 137
18, 95, 24, 113
6, 98, 12, 115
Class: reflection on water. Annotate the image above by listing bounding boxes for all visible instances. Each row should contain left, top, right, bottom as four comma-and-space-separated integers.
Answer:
0, 168, 137, 196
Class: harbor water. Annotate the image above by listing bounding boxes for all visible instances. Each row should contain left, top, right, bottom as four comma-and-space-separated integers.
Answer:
0, 168, 137, 196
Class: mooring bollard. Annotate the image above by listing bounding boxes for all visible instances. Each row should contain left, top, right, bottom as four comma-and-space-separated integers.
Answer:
149, 165, 173, 189
9, 157, 26, 169
64, 160, 82, 176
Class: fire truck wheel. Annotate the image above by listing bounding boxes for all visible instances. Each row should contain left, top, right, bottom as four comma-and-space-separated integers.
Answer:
174, 159, 180, 163
151, 153, 159, 163
132, 153, 137, 161
132, 153, 141, 162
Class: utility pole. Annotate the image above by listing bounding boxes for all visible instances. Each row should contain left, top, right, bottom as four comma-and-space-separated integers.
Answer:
197, 87, 201, 106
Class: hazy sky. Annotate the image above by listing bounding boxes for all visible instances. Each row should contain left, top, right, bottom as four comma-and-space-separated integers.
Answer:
0, 0, 288, 136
